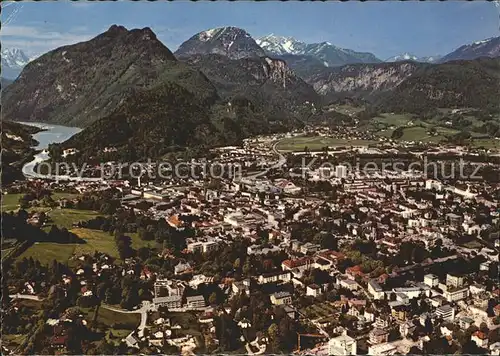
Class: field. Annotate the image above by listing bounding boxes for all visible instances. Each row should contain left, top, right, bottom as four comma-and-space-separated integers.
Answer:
372, 113, 417, 127
80, 306, 140, 329
1, 193, 23, 211
363, 112, 496, 145
1, 192, 79, 212
471, 138, 500, 149
17, 242, 77, 265
45, 209, 102, 229
276, 136, 379, 152
17, 227, 156, 265
332, 105, 365, 116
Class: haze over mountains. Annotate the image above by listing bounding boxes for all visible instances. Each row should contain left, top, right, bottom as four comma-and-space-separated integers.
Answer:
2, 25, 500, 159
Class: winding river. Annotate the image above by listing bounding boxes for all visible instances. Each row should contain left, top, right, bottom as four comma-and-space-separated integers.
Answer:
20, 122, 83, 179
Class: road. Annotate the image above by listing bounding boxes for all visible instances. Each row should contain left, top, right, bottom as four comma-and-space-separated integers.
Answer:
9, 294, 44, 301
244, 140, 286, 180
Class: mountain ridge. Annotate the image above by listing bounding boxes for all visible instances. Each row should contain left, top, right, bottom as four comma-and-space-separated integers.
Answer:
438, 36, 500, 63
256, 34, 382, 67
1, 48, 31, 80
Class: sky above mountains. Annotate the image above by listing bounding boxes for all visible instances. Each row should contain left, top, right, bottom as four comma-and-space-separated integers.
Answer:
1, 1, 499, 59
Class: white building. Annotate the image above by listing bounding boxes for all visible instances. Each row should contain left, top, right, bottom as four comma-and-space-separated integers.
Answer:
392, 285, 430, 299
367, 342, 397, 356
335, 165, 348, 179
328, 333, 357, 355
368, 279, 384, 300
423, 274, 439, 288
446, 274, 464, 288
340, 279, 359, 291
443, 286, 469, 302
435, 304, 455, 322
306, 284, 323, 297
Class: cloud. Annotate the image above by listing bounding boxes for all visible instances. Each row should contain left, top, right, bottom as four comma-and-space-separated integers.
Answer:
0, 24, 97, 56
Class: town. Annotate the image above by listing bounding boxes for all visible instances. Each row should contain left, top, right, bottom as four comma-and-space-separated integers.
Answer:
2, 125, 499, 355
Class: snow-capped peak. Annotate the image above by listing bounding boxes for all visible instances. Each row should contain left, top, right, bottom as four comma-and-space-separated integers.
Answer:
197, 26, 252, 42
256, 34, 306, 55
1, 48, 30, 68
386, 52, 418, 62
386, 52, 442, 63
198, 28, 219, 42
472, 37, 494, 46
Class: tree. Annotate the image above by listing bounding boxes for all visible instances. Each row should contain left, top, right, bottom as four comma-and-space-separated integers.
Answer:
267, 323, 281, 352
209, 292, 218, 306
391, 127, 404, 140
242, 260, 251, 275
137, 247, 151, 261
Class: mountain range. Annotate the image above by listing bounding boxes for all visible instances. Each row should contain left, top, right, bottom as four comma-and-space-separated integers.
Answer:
3, 26, 319, 161
2, 25, 500, 160
385, 53, 442, 63
256, 34, 382, 67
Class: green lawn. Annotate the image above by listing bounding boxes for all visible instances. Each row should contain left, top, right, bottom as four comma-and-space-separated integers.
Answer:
332, 105, 365, 115
373, 113, 415, 127
71, 228, 156, 258
399, 127, 444, 143
1, 192, 80, 213
277, 136, 379, 152
471, 138, 500, 150
17, 227, 155, 265
51, 192, 80, 201
107, 329, 131, 344
47, 209, 101, 229
17, 242, 77, 265
81, 306, 140, 329
1, 333, 27, 348
1, 193, 23, 212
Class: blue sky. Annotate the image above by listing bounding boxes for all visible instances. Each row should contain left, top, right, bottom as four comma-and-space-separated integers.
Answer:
1, 1, 499, 59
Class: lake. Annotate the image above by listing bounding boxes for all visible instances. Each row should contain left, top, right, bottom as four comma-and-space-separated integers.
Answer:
19, 122, 82, 178
18, 122, 82, 150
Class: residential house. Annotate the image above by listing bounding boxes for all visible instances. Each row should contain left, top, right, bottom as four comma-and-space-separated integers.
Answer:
328, 333, 357, 355
436, 304, 455, 322
258, 270, 292, 285
306, 284, 323, 297
368, 279, 384, 300
174, 261, 192, 275
471, 331, 489, 348
270, 291, 292, 305
186, 295, 206, 309
369, 328, 390, 345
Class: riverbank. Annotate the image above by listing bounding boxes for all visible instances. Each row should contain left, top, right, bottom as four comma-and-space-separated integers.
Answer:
18, 122, 82, 180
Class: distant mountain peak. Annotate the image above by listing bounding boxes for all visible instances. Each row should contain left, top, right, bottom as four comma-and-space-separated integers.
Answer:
256, 35, 306, 56
257, 34, 381, 67
107, 24, 128, 34
175, 26, 265, 60
1, 48, 31, 79
439, 36, 500, 63
386, 52, 418, 62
